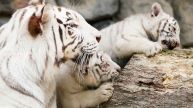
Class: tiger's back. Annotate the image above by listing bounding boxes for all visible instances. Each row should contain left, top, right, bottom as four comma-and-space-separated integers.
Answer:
99, 2, 180, 68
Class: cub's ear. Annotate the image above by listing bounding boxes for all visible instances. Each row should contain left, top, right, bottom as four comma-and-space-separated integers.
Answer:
28, 4, 51, 37
29, 0, 45, 5
151, 2, 163, 17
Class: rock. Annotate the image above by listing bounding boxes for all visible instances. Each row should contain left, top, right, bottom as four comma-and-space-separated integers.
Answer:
170, 0, 193, 48
91, 19, 115, 30
117, 0, 173, 20
46, 0, 57, 5
0, 0, 14, 16
0, 17, 10, 26
101, 49, 193, 108
12, 0, 28, 9
56, 0, 119, 21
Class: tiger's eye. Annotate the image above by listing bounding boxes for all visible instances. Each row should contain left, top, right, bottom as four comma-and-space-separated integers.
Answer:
161, 40, 167, 45
68, 29, 73, 36
173, 27, 176, 32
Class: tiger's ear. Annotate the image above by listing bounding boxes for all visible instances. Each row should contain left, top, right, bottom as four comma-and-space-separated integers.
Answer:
41, 4, 52, 24
28, 4, 51, 37
29, 0, 45, 5
151, 2, 163, 17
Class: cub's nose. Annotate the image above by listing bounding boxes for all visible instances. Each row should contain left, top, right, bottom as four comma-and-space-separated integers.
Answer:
112, 71, 119, 79
116, 67, 121, 73
96, 35, 101, 43
112, 66, 121, 78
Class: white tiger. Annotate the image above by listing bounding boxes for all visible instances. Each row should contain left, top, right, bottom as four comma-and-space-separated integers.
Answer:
0, 0, 101, 107
99, 2, 180, 68
56, 51, 120, 108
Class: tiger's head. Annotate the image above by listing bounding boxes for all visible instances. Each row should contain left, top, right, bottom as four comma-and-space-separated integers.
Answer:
142, 2, 180, 50
26, 1, 101, 65
76, 51, 121, 87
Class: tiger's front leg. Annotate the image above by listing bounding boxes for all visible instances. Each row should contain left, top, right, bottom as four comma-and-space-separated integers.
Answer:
66, 82, 114, 108
115, 34, 162, 57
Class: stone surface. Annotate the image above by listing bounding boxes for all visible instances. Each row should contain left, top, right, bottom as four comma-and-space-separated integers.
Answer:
117, 0, 173, 20
12, 0, 28, 9
0, 0, 14, 16
170, 0, 193, 48
56, 0, 119, 21
101, 49, 193, 108
91, 19, 116, 30
0, 17, 9, 26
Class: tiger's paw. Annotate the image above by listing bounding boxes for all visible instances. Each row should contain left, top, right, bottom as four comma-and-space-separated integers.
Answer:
96, 82, 114, 103
144, 42, 162, 57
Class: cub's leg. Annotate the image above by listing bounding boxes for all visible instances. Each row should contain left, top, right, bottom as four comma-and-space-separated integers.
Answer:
64, 83, 114, 108
115, 34, 162, 57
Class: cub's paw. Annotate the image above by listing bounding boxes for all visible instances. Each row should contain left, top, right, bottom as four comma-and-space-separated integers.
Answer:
96, 83, 114, 103
144, 42, 162, 57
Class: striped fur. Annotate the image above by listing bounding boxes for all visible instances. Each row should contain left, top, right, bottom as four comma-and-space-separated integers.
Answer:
99, 2, 180, 68
56, 51, 120, 108
0, 2, 100, 108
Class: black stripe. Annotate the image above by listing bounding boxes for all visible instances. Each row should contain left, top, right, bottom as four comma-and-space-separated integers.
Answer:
46, 90, 56, 108
19, 9, 27, 22
62, 37, 77, 52
72, 37, 83, 51
56, 18, 63, 24
1, 57, 43, 104
161, 19, 168, 33
0, 41, 6, 49
40, 54, 48, 80
58, 26, 64, 44
52, 26, 58, 63
94, 68, 101, 80
40, 6, 45, 18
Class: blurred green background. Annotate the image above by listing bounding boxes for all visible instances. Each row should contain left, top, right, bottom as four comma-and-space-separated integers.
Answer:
0, 0, 192, 48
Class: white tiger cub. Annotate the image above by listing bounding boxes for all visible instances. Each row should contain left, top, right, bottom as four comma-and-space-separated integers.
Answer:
0, 1, 101, 108
99, 2, 180, 68
56, 51, 120, 108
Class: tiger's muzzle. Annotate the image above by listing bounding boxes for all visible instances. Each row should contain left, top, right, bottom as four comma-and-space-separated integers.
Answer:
161, 39, 180, 50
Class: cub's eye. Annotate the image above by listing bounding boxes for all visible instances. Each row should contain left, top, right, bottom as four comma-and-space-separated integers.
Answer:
173, 27, 176, 32
70, 23, 78, 28
64, 23, 78, 28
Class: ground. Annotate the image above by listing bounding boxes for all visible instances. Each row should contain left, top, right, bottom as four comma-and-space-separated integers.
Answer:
101, 48, 193, 108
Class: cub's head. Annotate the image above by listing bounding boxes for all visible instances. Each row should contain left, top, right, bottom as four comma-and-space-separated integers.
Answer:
142, 2, 180, 50
26, 0, 101, 65
76, 51, 120, 87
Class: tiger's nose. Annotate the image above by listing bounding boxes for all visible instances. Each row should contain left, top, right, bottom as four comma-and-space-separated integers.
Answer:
112, 71, 119, 78
115, 64, 121, 72
113, 67, 121, 77
116, 68, 121, 73
96, 35, 101, 43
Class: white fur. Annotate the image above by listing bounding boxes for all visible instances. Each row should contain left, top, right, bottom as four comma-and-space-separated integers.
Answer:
0, 3, 100, 108
56, 52, 120, 108
99, 2, 180, 68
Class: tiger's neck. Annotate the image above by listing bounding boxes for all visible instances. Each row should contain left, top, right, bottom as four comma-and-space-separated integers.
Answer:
0, 24, 59, 105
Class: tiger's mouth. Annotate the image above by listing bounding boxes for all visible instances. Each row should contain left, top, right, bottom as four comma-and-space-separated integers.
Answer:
161, 39, 180, 50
